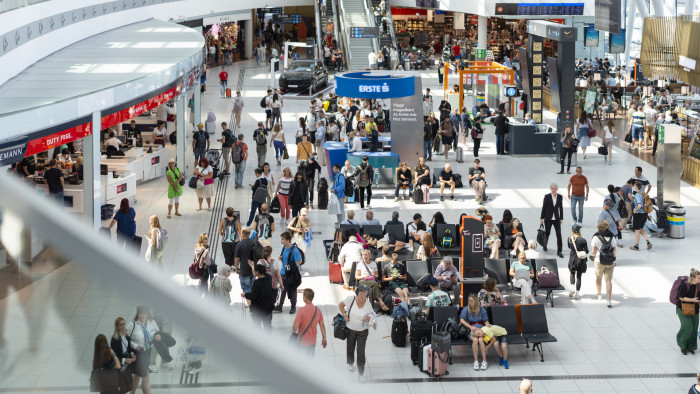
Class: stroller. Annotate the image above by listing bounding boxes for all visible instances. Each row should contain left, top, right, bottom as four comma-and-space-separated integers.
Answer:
205, 149, 222, 179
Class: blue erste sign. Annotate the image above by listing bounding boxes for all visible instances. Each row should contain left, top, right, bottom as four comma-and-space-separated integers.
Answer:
334, 72, 415, 99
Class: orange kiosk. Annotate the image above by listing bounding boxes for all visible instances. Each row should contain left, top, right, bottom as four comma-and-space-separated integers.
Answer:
443, 61, 515, 116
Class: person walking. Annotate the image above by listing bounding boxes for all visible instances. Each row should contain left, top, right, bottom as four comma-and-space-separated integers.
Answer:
270, 123, 286, 166
219, 67, 228, 97
109, 198, 136, 249
165, 158, 183, 219
110, 318, 135, 394
591, 220, 617, 307
276, 167, 293, 224
540, 183, 565, 258
440, 114, 454, 160
193, 233, 213, 292
558, 126, 575, 174
602, 118, 615, 164
234, 227, 256, 306
339, 285, 375, 382
232, 91, 244, 130
276, 231, 303, 314
243, 264, 276, 330
270, 93, 283, 128
472, 117, 484, 157
287, 207, 311, 253
144, 215, 165, 267
217, 122, 235, 176
210, 264, 232, 305
289, 172, 309, 218
126, 306, 158, 392
575, 112, 592, 158
630, 105, 646, 150
254, 122, 268, 169
218, 207, 241, 268
677, 269, 700, 355
368, 49, 377, 70
567, 166, 589, 225
567, 223, 588, 300
246, 168, 269, 226
332, 163, 346, 225
354, 155, 374, 209
232, 134, 248, 189
292, 288, 327, 357
43, 159, 64, 205
494, 111, 509, 155
264, 89, 273, 129
630, 181, 653, 251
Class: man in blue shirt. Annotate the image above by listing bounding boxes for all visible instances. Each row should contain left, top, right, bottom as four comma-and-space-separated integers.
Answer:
332, 163, 346, 226
275, 231, 303, 314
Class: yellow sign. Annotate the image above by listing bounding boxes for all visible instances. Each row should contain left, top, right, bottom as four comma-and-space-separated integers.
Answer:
533, 78, 541, 87
533, 66, 541, 76
532, 90, 542, 99
533, 54, 542, 63
533, 102, 542, 110
533, 113, 542, 123
533, 42, 542, 51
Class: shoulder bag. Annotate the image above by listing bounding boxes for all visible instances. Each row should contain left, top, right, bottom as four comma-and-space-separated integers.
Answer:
682, 286, 698, 316
188, 249, 205, 279
290, 307, 318, 344
89, 364, 119, 392
332, 298, 355, 340
571, 236, 587, 260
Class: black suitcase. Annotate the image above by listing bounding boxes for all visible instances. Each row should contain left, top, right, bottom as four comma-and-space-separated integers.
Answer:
411, 338, 426, 365
391, 317, 408, 347
317, 189, 328, 210
410, 319, 433, 342
453, 174, 463, 188
413, 188, 424, 204
131, 236, 143, 254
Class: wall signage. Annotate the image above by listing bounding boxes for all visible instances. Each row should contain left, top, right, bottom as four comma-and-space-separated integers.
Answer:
334, 72, 415, 99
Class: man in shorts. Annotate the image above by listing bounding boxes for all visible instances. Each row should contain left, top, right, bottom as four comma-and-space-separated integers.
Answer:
218, 122, 235, 175
264, 89, 273, 129
382, 253, 411, 306
630, 181, 652, 251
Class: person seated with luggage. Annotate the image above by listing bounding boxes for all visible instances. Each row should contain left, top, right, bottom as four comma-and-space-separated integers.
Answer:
429, 211, 446, 236
416, 232, 440, 261
484, 215, 501, 259
434, 256, 460, 302
425, 276, 451, 321
361, 232, 407, 251
355, 249, 391, 313
394, 162, 414, 202
104, 131, 125, 157
478, 278, 506, 307
338, 230, 364, 289
414, 157, 431, 188
643, 206, 665, 238
509, 251, 536, 305
439, 163, 456, 201
407, 213, 423, 250
504, 217, 527, 257
468, 158, 487, 203
382, 253, 412, 306
375, 245, 392, 264
340, 209, 361, 226
459, 294, 492, 371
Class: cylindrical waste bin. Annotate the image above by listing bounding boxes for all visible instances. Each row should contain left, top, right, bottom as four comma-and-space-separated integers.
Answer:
666, 205, 686, 239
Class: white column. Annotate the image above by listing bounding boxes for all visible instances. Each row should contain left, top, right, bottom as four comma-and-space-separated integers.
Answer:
624, 0, 638, 65
650, 0, 666, 16
684, 0, 696, 15
244, 18, 253, 60
478, 15, 487, 49
176, 98, 187, 173
634, 0, 650, 18
83, 111, 101, 230
194, 86, 201, 128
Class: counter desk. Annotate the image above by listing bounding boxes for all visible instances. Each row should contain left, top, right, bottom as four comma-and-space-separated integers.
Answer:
102, 145, 167, 184
322, 141, 400, 186
507, 122, 559, 156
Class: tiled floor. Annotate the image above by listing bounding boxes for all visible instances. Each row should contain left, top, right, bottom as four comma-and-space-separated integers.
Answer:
1, 59, 699, 393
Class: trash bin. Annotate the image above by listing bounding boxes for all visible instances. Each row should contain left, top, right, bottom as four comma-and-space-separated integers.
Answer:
666, 205, 686, 239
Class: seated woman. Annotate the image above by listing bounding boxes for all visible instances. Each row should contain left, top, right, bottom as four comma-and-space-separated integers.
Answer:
483, 215, 501, 259
415, 157, 431, 187
361, 233, 407, 251
504, 217, 527, 256
524, 240, 540, 260
429, 211, 446, 236
459, 294, 492, 371
416, 232, 440, 260
355, 249, 391, 312
509, 251, 536, 305
478, 278, 506, 307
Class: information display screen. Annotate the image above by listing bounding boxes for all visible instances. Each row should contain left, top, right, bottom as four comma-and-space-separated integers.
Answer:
495, 3, 584, 16
547, 57, 561, 111
584, 25, 599, 47
350, 26, 380, 38
272, 14, 302, 24
609, 29, 626, 54
595, 0, 622, 34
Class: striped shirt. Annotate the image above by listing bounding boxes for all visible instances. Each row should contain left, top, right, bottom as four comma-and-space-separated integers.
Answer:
632, 111, 646, 126
278, 176, 293, 195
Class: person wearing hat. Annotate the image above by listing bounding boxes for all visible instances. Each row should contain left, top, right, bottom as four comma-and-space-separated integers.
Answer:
165, 158, 184, 219
425, 276, 451, 320
193, 123, 210, 169
598, 197, 623, 246
353, 155, 374, 209
287, 207, 311, 253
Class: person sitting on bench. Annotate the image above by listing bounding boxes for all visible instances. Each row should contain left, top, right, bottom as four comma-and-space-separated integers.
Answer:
434, 256, 460, 302
382, 253, 411, 306
355, 249, 391, 312
425, 276, 451, 320
509, 251, 536, 305
394, 162, 414, 202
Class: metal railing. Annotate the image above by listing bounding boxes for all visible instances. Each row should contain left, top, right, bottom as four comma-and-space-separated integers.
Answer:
0, 171, 357, 394
362, 0, 379, 54
314, 0, 324, 59
338, 0, 353, 61
236, 66, 246, 93
330, 0, 348, 68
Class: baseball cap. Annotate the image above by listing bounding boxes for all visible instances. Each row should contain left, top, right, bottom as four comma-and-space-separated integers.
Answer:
428, 277, 439, 286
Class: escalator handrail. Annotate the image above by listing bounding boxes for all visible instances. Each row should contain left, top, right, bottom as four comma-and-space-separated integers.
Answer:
330, 0, 349, 67
338, 0, 353, 60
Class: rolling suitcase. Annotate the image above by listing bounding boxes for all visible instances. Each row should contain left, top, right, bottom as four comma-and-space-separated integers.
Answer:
391, 317, 408, 347
421, 184, 430, 203
131, 236, 143, 254
225, 88, 232, 98
427, 347, 449, 379
420, 343, 431, 371
317, 189, 328, 210
411, 338, 426, 365
329, 262, 343, 284
456, 146, 464, 163
413, 188, 424, 204
410, 319, 433, 342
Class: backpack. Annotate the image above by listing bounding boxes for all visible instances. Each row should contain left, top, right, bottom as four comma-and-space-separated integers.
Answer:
284, 245, 303, 288
231, 143, 244, 164
342, 175, 354, 197
440, 229, 454, 248
256, 215, 271, 240
222, 129, 236, 147
292, 242, 306, 266
195, 130, 208, 148
357, 165, 370, 187
251, 240, 264, 262
670, 276, 690, 305
597, 235, 616, 265
255, 129, 267, 145
260, 96, 267, 109
155, 228, 168, 251
222, 217, 238, 243
642, 193, 654, 214
616, 194, 629, 218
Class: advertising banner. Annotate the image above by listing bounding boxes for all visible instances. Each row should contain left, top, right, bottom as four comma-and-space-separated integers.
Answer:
334, 72, 415, 99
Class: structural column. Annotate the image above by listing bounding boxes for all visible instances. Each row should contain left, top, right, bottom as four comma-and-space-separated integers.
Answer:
194, 85, 201, 128
176, 97, 187, 173
477, 16, 487, 50
244, 18, 253, 60
83, 111, 102, 230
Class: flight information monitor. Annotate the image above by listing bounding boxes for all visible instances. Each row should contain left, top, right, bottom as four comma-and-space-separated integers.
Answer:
495, 3, 584, 16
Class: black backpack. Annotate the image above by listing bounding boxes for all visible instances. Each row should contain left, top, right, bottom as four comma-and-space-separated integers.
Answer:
260, 96, 267, 108
615, 194, 629, 218
342, 175, 354, 197
597, 235, 616, 265
284, 244, 303, 288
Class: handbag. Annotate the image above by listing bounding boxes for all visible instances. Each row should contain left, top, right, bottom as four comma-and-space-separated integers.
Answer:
536, 224, 547, 248
682, 287, 697, 316
283, 146, 289, 160
89, 367, 119, 393
587, 122, 597, 138
624, 132, 633, 143
327, 194, 341, 215
569, 138, 580, 150
470, 128, 477, 138
598, 145, 608, 156
196, 178, 205, 189
188, 250, 205, 280
290, 306, 318, 344
537, 266, 560, 288
571, 236, 587, 260
188, 176, 198, 189
332, 298, 354, 340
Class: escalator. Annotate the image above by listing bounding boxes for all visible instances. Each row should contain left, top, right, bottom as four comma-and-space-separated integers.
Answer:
335, 0, 378, 70
369, 0, 398, 52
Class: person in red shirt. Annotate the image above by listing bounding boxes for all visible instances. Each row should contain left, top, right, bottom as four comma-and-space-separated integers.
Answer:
292, 289, 327, 357
219, 67, 229, 98
452, 43, 461, 59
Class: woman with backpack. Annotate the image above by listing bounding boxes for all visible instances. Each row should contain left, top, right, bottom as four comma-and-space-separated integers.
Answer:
677, 269, 700, 355
567, 223, 588, 300
165, 158, 183, 219
109, 198, 136, 249
144, 215, 165, 267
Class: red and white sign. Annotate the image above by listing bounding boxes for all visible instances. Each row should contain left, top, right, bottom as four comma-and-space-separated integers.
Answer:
117, 183, 127, 194
100, 85, 181, 131
25, 123, 92, 157
151, 156, 160, 166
